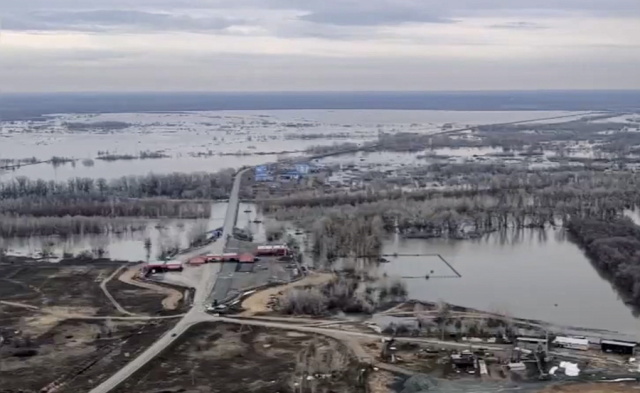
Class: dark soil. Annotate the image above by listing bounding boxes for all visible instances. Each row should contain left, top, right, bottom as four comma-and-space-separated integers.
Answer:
0, 318, 177, 393
0, 264, 118, 314
106, 277, 189, 316
113, 322, 368, 393
0, 261, 182, 392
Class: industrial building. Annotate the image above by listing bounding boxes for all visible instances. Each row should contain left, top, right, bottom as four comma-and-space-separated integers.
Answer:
601, 340, 637, 355
238, 253, 256, 263
255, 244, 290, 257
515, 337, 547, 352
552, 336, 590, 351
143, 260, 183, 275
187, 256, 207, 266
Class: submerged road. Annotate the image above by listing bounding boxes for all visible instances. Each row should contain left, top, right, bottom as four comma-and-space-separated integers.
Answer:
90, 168, 248, 393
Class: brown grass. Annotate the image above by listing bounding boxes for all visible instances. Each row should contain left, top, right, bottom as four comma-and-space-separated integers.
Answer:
240, 272, 335, 315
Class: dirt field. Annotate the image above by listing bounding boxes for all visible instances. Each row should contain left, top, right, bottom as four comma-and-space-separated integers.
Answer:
240, 272, 335, 315
368, 369, 399, 393
118, 264, 184, 311
538, 382, 640, 392
0, 263, 119, 314
105, 269, 189, 316
0, 262, 183, 392
0, 311, 177, 393
113, 322, 368, 393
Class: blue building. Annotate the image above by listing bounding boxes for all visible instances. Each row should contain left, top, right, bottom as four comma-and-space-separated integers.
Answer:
295, 163, 310, 174
255, 165, 274, 182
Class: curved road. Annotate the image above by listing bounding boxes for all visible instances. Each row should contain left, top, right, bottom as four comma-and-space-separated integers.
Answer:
90, 168, 248, 393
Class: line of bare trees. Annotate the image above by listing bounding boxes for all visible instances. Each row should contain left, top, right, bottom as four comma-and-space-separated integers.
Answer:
262, 166, 640, 241
0, 215, 147, 237
0, 197, 211, 218
567, 217, 640, 309
0, 170, 235, 200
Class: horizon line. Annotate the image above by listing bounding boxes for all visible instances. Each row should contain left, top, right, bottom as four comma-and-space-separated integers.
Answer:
2, 89, 640, 95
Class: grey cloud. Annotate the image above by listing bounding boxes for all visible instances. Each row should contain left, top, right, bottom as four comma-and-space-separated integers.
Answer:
299, 8, 454, 26
2, 0, 640, 32
489, 21, 547, 30
1, 9, 246, 32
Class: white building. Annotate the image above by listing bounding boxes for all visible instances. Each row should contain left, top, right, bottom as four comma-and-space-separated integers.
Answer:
553, 336, 590, 351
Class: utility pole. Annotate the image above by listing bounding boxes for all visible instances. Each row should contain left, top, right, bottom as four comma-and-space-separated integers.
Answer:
545, 328, 549, 354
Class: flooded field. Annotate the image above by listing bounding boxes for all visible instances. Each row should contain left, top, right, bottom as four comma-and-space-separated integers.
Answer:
0, 203, 229, 262
2, 155, 283, 181
381, 228, 640, 338
1, 109, 582, 181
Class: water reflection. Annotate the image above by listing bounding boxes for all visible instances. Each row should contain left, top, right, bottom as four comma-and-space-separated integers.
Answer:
0, 203, 228, 262
382, 227, 640, 337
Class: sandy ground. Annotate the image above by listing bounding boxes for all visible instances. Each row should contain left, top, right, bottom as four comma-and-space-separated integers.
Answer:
240, 272, 335, 315
368, 370, 397, 393
20, 306, 99, 336
538, 383, 640, 393
152, 268, 200, 289
118, 264, 183, 310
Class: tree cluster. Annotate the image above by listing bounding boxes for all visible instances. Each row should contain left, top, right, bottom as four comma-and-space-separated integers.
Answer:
0, 170, 234, 200
0, 197, 211, 219
276, 277, 407, 316
0, 214, 146, 237
567, 217, 640, 307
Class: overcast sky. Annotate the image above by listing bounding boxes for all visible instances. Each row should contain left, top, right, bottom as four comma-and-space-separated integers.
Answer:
1, 0, 639, 92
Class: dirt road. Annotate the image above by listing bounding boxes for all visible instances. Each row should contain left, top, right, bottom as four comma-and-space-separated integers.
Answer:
0, 300, 40, 310
118, 264, 183, 310
90, 168, 246, 393
100, 265, 136, 316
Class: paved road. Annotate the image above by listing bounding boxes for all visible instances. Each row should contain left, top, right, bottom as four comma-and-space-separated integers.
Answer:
90, 169, 248, 393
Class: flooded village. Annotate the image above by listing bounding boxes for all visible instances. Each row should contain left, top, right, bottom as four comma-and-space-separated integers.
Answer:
3, 109, 640, 392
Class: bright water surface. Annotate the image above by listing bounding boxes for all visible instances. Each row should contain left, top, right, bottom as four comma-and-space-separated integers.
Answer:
382, 228, 640, 338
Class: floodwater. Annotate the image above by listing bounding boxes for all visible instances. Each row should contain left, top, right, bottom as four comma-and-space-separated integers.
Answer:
0, 203, 228, 262
236, 202, 267, 244
1, 155, 284, 181
382, 228, 640, 338
1, 109, 580, 181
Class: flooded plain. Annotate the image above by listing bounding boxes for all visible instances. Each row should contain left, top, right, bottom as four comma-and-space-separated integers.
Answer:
3, 108, 634, 337
382, 228, 640, 338
0, 203, 229, 262
1, 109, 581, 181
